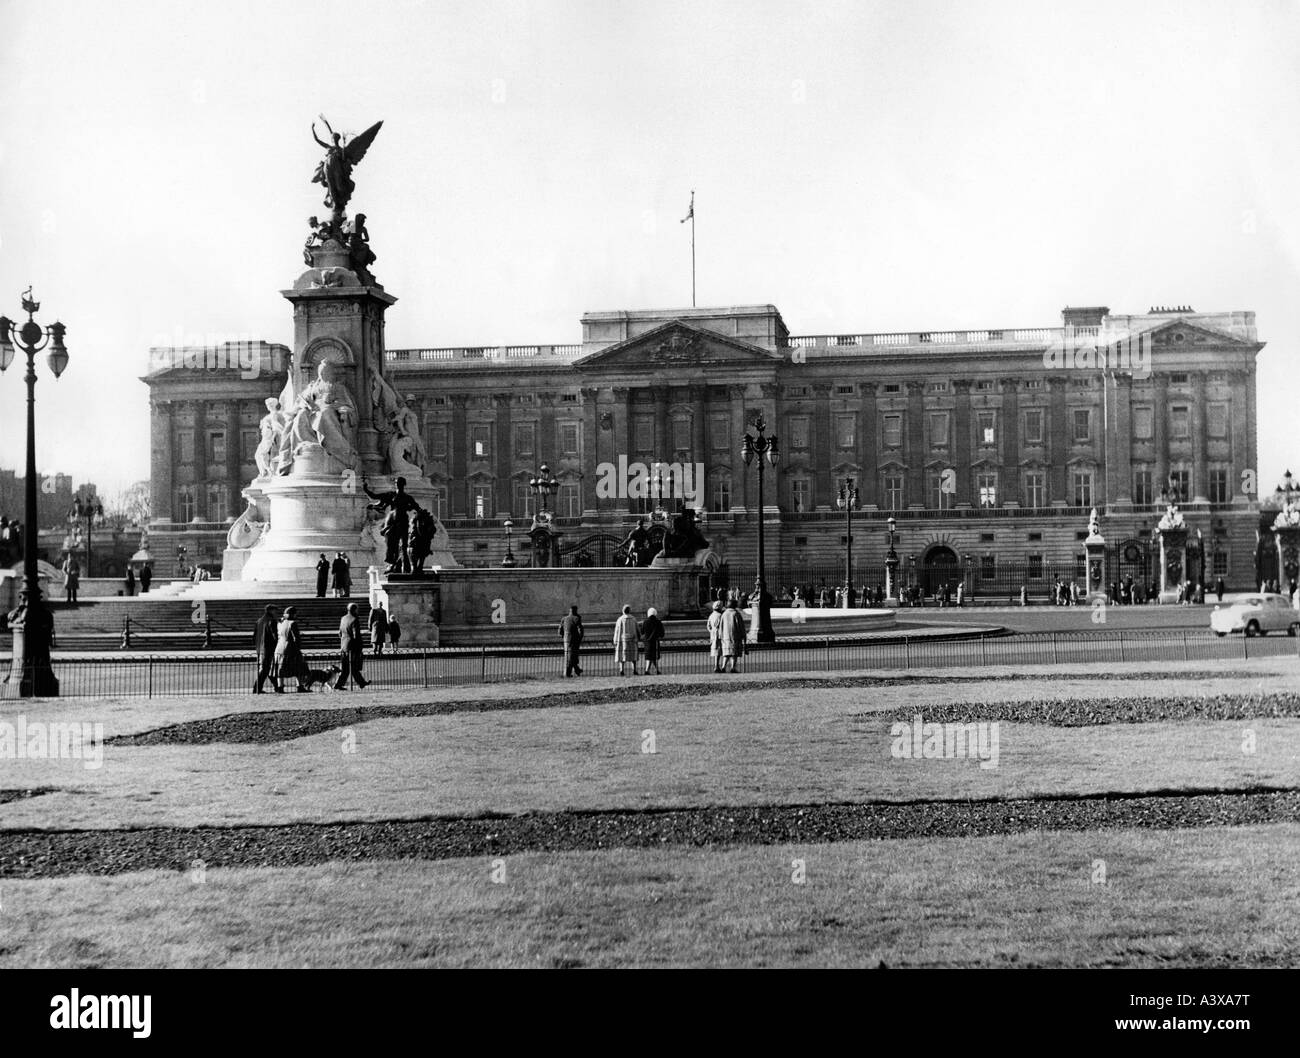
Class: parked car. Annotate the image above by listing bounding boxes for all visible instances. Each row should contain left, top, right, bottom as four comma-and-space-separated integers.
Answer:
1210, 593, 1299, 637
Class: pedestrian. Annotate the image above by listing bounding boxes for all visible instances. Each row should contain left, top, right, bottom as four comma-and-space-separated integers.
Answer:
558, 604, 584, 677
273, 605, 309, 692
719, 598, 745, 673
387, 614, 401, 652
62, 556, 80, 605
706, 600, 724, 672
613, 604, 640, 675
125, 566, 135, 597
819, 585, 831, 608
139, 563, 152, 593
340, 553, 352, 597
641, 607, 665, 675
1215, 576, 1225, 602
330, 551, 347, 598
335, 602, 370, 690
315, 553, 329, 599
369, 603, 389, 655
252, 604, 282, 693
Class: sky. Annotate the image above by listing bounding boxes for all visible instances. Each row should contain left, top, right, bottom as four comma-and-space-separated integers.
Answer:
1, 0, 1297, 499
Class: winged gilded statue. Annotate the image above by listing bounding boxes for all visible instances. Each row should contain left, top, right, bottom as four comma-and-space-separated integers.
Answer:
312, 115, 383, 217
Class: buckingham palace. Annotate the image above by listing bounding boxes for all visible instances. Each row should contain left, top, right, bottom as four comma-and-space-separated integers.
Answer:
142, 300, 1269, 598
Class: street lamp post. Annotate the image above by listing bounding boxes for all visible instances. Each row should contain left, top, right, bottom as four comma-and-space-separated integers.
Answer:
501, 519, 517, 567
0, 289, 70, 697
884, 514, 899, 604
836, 477, 858, 608
69, 492, 103, 579
529, 463, 559, 514
741, 415, 779, 643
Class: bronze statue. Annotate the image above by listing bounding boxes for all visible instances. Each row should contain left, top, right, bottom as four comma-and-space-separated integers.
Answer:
312, 116, 383, 220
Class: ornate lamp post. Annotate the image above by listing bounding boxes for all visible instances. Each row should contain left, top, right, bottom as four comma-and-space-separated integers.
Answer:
1, 289, 70, 697
884, 514, 899, 603
501, 518, 517, 567
908, 554, 917, 602
529, 463, 559, 514
963, 552, 973, 604
836, 477, 858, 608
741, 414, 779, 643
68, 492, 104, 578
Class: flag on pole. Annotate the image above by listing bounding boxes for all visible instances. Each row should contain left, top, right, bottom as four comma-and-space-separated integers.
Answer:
680, 191, 694, 223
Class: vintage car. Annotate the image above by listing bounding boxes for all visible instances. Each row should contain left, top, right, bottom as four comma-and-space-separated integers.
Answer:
1209, 593, 1299, 637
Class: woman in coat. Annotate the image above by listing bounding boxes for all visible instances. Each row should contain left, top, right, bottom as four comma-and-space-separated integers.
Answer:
719, 599, 746, 674
640, 607, 665, 675
613, 604, 641, 676
706, 601, 724, 673
273, 605, 309, 692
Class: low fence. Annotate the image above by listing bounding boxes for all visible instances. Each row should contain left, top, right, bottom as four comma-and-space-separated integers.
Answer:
2, 629, 1296, 699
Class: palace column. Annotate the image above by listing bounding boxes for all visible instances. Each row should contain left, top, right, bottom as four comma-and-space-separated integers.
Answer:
450, 394, 468, 517
729, 385, 749, 511
1112, 374, 1133, 505
225, 400, 241, 517
581, 387, 601, 517
812, 382, 833, 510
193, 400, 209, 519
493, 395, 513, 517
1152, 374, 1169, 497
1228, 369, 1250, 507
859, 383, 878, 507
953, 379, 972, 506
611, 387, 631, 515
150, 400, 174, 522
538, 391, 558, 463
652, 385, 670, 464
905, 381, 925, 506
1191, 371, 1209, 503
999, 378, 1020, 506
1047, 377, 1068, 503
689, 385, 706, 465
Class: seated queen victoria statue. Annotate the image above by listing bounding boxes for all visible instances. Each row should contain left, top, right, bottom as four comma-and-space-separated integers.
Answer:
276, 360, 359, 475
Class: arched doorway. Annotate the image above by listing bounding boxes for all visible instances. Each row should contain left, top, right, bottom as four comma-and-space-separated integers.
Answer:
922, 545, 960, 597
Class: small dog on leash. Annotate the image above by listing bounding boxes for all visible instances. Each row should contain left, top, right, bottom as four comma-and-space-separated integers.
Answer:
302, 665, 341, 691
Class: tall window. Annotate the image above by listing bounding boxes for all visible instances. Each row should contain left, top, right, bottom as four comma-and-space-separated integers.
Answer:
882, 414, 903, 447
471, 425, 491, 460
835, 414, 855, 449
1207, 403, 1228, 438
512, 422, 535, 458
1072, 409, 1091, 443
672, 417, 691, 451
513, 484, 535, 517
884, 473, 904, 510
429, 486, 447, 519
789, 416, 810, 450
1169, 468, 1190, 501
1133, 406, 1153, 440
1170, 406, 1190, 439
929, 412, 949, 447
176, 486, 196, 523
791, 478, 811, 512
1025, 471, 1046, 508
977, 411, 996, 445
977, 472, 997, 508
927, 470, 946, 509
1212, 549, 1229, 576
1073, 470, 1093, 507
207, 431, 226, 464
980, 554, 996, 581
206, 484, 226, 522
711, 476, 731, 513
634, 416, 654, 453
427, 423, 449, 459
559, 422, 581, 455
557, 483, 581, 518
1134, 468, 1154, 506
471, 485, 493, 519
1023, 409, 1043, 444
177, 430, 195, 464
1027, 553, 1044, 579
710, 415, 729, 452
1209, 468, 1229, 504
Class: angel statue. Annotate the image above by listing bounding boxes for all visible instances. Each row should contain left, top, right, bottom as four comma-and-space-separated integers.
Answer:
312, 115, 384, 219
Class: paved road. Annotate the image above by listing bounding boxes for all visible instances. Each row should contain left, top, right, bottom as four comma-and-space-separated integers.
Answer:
897, 602, 1235, 634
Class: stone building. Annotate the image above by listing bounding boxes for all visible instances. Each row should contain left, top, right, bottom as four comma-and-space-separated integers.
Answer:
141, 304, 1264, 595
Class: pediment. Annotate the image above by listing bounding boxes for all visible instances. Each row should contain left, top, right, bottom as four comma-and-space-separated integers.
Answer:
572, 321, 783, 371
1141, 319, 1255, 348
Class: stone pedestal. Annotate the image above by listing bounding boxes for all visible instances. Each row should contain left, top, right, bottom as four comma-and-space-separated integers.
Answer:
1275, 523, 1300, 604
1157, 526, 1188, 604
883, 554, 900, 607
1084, 532, 1106, 599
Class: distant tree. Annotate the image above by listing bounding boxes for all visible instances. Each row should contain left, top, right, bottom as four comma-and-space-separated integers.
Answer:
105, 481, 151, 528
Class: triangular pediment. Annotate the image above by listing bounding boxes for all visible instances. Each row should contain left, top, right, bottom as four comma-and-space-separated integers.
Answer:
572, 321, 783, 371
1129, 318, 1256, 348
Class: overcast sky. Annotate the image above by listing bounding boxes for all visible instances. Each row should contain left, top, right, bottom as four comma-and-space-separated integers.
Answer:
1, 0, 1297, 499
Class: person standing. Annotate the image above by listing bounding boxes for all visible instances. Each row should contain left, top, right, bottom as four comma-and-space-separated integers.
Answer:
125, 566, 135, 597
706, 600, 724, 673
340, 553, 352, 598
273, 606, 309, 692
558, 604, 584, 677
613, 604, 640, 676
330, 552, 347, 598
387, 614, 402, 652
719, 599, 745, 674
335, 602, 369, 690
315, 553, 330, 599
1215, 576, 1225, 602
641, 607, 665, 675
253, 604, 283, 693
62, 556, 80, 605
369, 603, 389, 656
139, 563, 152, 594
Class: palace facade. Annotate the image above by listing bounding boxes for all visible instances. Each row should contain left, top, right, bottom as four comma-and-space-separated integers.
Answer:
142, 303, 1267, 596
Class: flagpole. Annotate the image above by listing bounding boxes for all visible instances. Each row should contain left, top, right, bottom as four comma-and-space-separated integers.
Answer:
690, 192, 696, 307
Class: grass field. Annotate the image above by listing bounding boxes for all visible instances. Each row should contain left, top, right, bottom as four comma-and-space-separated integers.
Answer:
1, 658, 1297, 967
